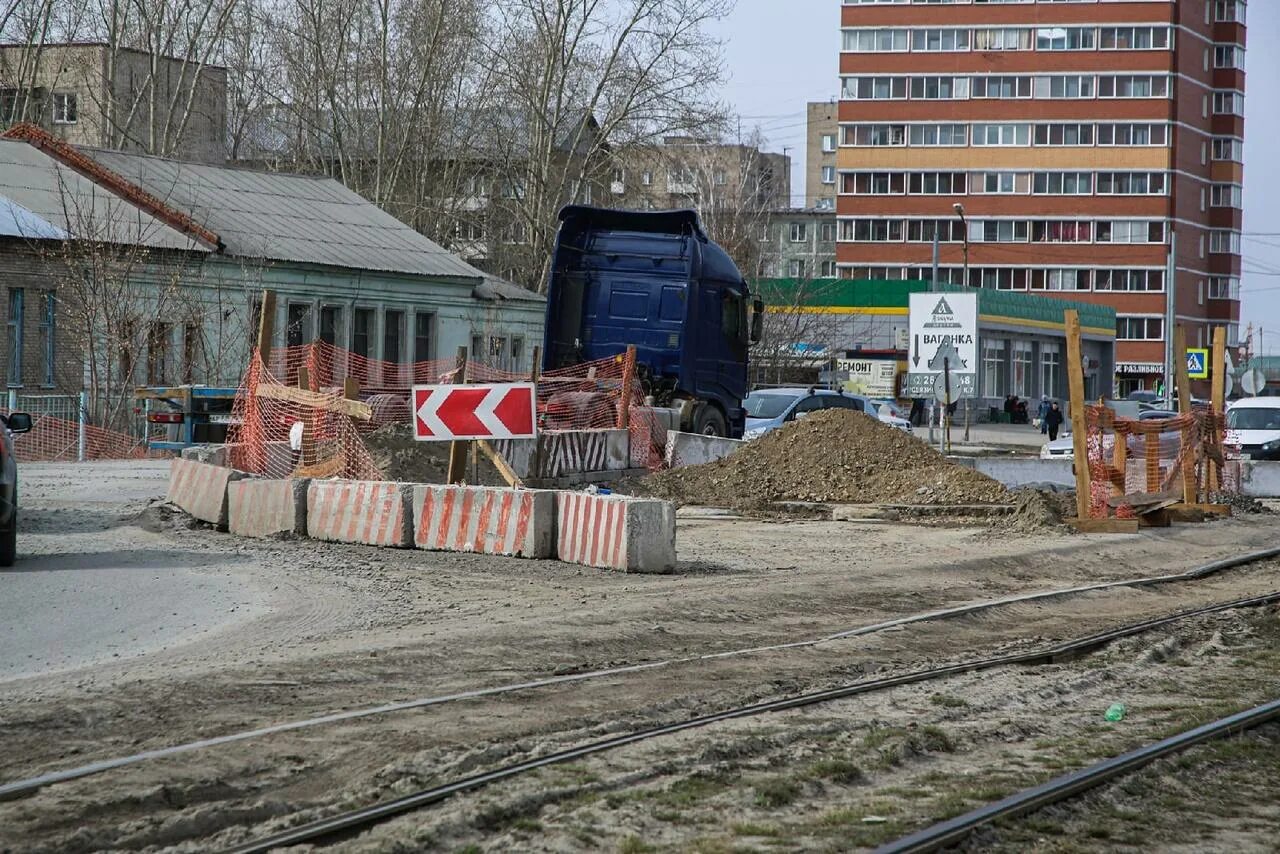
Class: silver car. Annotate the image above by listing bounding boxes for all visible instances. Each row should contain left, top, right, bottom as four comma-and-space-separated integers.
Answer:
1, 411, 33, 567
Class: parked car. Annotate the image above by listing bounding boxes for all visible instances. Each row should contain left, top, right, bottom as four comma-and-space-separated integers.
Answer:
871, 401, 913, 434
1226, 397, 1280, 460
1039, 409, 1179, 460
1, 411, 33, 567
742, 388, 877, 440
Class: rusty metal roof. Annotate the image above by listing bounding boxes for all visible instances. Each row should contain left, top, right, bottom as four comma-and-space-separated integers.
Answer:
0, 141, 205, 250
85, 148, 485, 280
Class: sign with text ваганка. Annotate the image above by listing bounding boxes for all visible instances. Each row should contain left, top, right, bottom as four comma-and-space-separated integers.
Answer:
905, 292, 978, 399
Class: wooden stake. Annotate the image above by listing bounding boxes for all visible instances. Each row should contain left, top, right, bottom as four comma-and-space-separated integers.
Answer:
256, 289, 276, 366
446, 346, 469, 485
297, 365, 315, 468
1208, 326, 1227, 493
1065, 310, 1091, 523
477, 439, 524, 488
1172, 324, 1196, 504
617, 344, 637, 429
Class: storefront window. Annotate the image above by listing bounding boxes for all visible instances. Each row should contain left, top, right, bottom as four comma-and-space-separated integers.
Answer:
982, 339, 1007, 397
1040, 343, 1061, 399
1012, 341, 1033, 397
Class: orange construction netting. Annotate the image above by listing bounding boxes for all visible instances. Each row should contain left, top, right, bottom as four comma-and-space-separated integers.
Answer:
1083, 405, 1234, 520
1, 410, 156, 463
228, 342, 669, 481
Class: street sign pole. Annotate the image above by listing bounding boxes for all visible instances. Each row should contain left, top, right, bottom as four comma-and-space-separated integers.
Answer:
943, 357, 952, 454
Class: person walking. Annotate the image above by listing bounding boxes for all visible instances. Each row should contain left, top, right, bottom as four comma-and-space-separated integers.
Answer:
909, 397, 925, 427
1037, 395, 1051, 434
1046, 401, 1065, 442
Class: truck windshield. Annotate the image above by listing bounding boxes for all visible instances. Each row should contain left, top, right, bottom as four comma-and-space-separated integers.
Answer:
744, 393, 795, 419
1228, 408, 1280, 430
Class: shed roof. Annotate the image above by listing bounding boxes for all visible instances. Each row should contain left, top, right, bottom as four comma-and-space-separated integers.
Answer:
0, 141, 203, 250
84, 147, 485, 280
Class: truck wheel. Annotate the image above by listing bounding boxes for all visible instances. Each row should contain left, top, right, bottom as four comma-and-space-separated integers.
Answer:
692, 405, 727, 437
0, 510, 15, 568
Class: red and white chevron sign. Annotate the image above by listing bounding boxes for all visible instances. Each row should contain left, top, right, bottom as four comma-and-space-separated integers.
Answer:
412, 383, 537, 441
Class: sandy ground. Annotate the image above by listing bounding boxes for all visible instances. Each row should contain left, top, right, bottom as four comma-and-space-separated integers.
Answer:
1, 461, 1278, 851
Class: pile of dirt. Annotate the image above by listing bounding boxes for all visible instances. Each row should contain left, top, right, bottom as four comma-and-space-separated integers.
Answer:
637, 409, 1009, 509
995, 488, 1077, 534
362, 423, 509, 486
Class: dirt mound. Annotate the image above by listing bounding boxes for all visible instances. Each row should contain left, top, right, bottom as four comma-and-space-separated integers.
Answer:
362, 423, 509, 486
994, 488, 1076, 534
637, 409, 1008, 509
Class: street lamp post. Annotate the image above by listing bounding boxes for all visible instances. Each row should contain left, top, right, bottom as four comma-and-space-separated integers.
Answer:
953, 203, 971, 442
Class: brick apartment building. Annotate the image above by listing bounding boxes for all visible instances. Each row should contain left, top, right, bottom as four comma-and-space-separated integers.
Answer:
836, 0, 1246, 395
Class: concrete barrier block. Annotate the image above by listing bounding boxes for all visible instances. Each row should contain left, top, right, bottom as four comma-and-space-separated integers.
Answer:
412, 485, 554, 558
492, 429, 632, 480
228, 478, 309, 537
167, 458, 244, 528
555, 492, 676, 573
1239, 461, 1280, 498
970, 458, 1075, 490
306, 480, 413, 547
664, 431, 744, 468
180, 444, 234, 467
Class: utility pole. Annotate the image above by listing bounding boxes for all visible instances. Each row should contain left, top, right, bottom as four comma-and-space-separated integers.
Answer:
953, 204, 971, 440
1163, 230, 1177, 397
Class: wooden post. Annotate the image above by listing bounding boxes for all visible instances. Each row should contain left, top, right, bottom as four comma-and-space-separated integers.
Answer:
1065, 310, 1092, 522
297, 365, 315, 468
256, 289, 276, 366
343, 377, 359, 401
446, 346, 469, 484
529, 345, 541, 383
1172, 324, 1196, 504
477, 439, 523, 488
617, 344, 637, 429
529, 344, 542, 483
1208, 326, 1227, 493
1112, 418, 1128, 499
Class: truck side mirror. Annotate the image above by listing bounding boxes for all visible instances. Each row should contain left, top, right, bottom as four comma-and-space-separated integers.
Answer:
750, 298, 764, 344
4, 412, 32, 434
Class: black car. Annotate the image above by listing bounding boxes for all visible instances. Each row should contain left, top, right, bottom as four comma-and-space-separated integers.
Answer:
1, 411, 33, 567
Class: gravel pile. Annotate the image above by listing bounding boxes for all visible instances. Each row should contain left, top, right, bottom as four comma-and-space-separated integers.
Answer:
638, 409, 1009, 509
362, 423, 508, 485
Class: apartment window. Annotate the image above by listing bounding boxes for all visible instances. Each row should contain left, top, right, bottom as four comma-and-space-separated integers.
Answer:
1208, 277, 1241, 300
906, 219, 965, 242
1099, 26, 1171, 51
1214, 1, 1246, 23
146, 322, 171, 385
1032, 172, 1092, 195
383, 310, 404, 363
911, 28, 970, 51
821, 133, 836, 153
820, 221, 837, 242
1096, 270, 1164, 292
6, 288, 22, 386
909, 124, 966, 146
821, 165, 836, 184
1213, 91, 1244, 115
1036, 27, 1094, 51
908, 172, 966, 195
972, 269, 1028, 291
1117, 316, 1164, 341
788, 259, 807, 278
1211, 184, 1244, 208
39, 291, 54, 387
1209, 230, 1242, 254
1214, 45, 1246, 69
971, 220, 1029, 243
286, 303, 311, 347
789, 222, 808, 242
910, 76, 969, 100
972, 123, 1029, 146
820, 260, 837, 278
1034, 75, 1095, 99
845, 172, 906, 195
470, 334, 484, 363
1097, 123, 1167, 146
640, 170, 652, 186
1098, 75, 1168, 99
845, 124, 906, 146
970, 172, 1029, 194
1031, 220, 1092, 243
1034, 123, 1093, 146
52, 92, 77, 124
843, 76, 908, 99
972, 76, 1032, 99
1030, 269, 1090, 292
1212, 138, 1243, 161
842, 28, 909, 52
846, 219, 905, 242
319, 306, 341, 346
973, 27, 1031, 51
1095, 221, 1165, 244
413, 313, 434, 362
352, 308, 373, 357
1095, 172, 1166, 195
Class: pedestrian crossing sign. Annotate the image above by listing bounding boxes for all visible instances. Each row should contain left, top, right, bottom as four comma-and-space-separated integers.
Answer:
1186, 348, 1209, 380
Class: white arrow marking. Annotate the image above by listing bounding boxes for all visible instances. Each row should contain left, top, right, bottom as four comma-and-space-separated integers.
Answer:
416, 388, 453, 438
474, 387, 507, 438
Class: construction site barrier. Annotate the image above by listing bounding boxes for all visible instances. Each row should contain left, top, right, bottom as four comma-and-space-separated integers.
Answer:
412, 485, 554, 558
228, 478, 309, 538
168, 458, 243, 529
555, 491, 676, 573
306, 480, 413, 547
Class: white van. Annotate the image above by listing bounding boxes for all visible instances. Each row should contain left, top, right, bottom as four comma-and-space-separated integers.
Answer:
1226, 398, 1280, 460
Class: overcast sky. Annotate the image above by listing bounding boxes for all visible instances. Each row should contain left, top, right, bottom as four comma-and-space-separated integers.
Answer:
707, 1, 1277, 348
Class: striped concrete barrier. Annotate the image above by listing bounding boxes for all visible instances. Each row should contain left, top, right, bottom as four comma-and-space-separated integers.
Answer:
167, 458, 244, 529
412, 486, 554, 558
306, 480, 413, 547
228, 478, 309, 538
555, 491, 676, 573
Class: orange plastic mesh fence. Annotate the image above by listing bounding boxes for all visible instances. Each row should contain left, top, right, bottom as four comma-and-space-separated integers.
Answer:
1083, 405, 1233, 519
1, 411, 156, 463
230, 343, 669, 479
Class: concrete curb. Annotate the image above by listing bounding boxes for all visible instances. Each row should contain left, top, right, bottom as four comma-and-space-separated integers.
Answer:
412, 485, 554, 558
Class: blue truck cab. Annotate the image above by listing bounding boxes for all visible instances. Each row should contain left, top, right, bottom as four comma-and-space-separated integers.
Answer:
543, 206, 762, 437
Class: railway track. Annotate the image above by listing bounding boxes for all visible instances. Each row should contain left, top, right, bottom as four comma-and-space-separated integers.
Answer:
223, 588, 1280, 853
875, 698, 1280, 853
7, 545, 1278, 804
